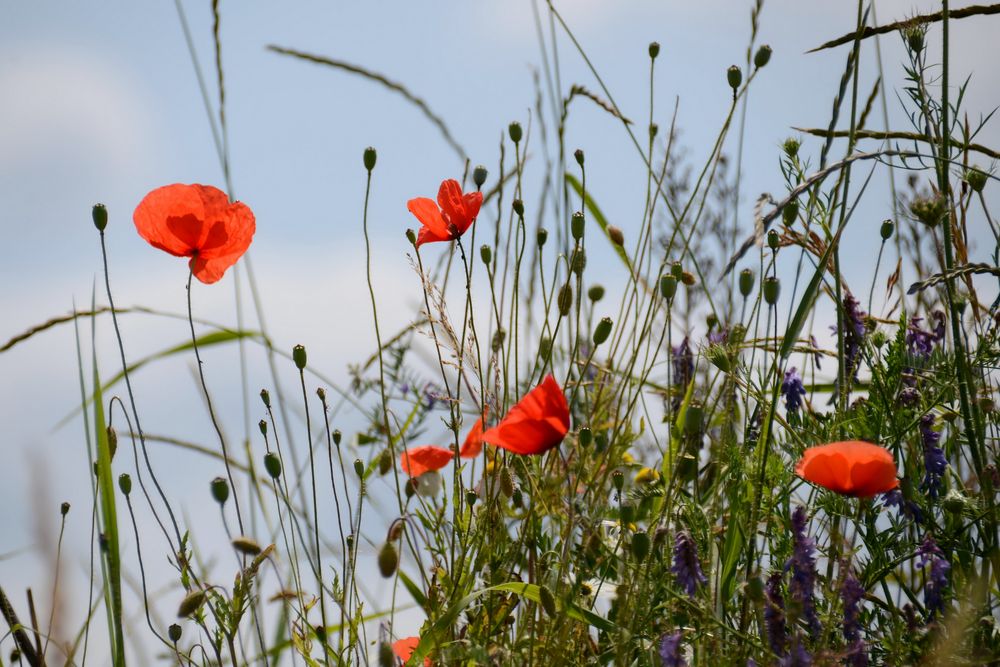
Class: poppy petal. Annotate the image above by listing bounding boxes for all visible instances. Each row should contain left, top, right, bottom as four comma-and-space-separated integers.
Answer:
392, 636, 431, 666
436, 179, 465, 226
481, 375, 569, 455
134, 184, 210, 257
459, 416, 485, 458
795, 440, 897, 498
400, 445, 453, 477
407, 197, 449, 246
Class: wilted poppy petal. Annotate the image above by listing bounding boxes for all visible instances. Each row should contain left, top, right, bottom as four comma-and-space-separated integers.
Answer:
400, 445, 453, 478
407, 197, 449, 247
459, 416, 485, 458
795, 440, 897, 498
482, 375, 569, 455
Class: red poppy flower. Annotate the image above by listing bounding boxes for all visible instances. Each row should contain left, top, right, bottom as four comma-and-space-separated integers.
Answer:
795, 440, 898, 498
481, 375, 570, 455
400, 445, 453, 478
392, 636, 431, 666
459, 414, 486, 459
407, 179, 482, 247
133, 183, 255, 284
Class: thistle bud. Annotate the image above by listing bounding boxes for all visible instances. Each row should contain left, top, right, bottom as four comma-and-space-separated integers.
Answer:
363, 147, 377, 171
753, 44, 772, 69
539, 585, 558, 618
571, 211, 585, 240
512, 199, 524, 217
92, 203, 108, 231
739, 268, 754, 297
232, 536, 262, 555
537, 228, 548, 247
905, 25, 925, 53
767, 229, 780, 251
210, 476, 229, 504
260, 388, 271, 408
782, 200, 799, 227
727, 65, 742, 93
405, 228, 417, 245
593, 317, 613, 345
378, 449, 392, 476
377, 542, 399, 577
480, 244, 492, 265
578, 427, 593, 448
763, 276, 780, 305
264, 452, 282, 478
588, 284, 605, 302
118, 473, 132, 496
965, 168, 987, 193
60, 502, 71, 516
473, 164, 488, 188
648, 41, 660, 59
177, 589, 206, 618
168, 623, 182, 643
508, 121, 523, 143
659, 275, 677, 300
571, 247, 587, 275
574, 149, 585, 166
631, 531, 651, 562
783, 138, 800, 158
880, 219, 894, 241
333, 429, 342, 446
607, 225, 624, 246
670, 261, 683, 279
353, 458, 365, 479
707, 345, 731, 373
557, 283, 573, 316
292, 344, 307, 370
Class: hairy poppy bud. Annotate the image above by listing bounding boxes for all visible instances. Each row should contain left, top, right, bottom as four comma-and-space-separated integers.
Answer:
473, 164, 488, 188
92, 203, 108, 231
118, 473, 132, 496
588, 284, 605, 302
513, 199, 524, 217
333, 429, 342, 446
578, 427, 593, 447
378, 449, 392, 476
571, 211, 585, 240
753, 44, 772, 69
593, 317, 613, 345
508, 121, 523, 143
264, 452, 281, 478
539, 585, 558, 618
607, 225, 624, 246
660, 275, 677, 300
405, 228, 417, 245
680, 271, 696, 286
387, 518, 405, 542
480, 244, 492, 265
258, 419, 267, 436
363, 147, 377, 171
783, 138, 800, 158
168, 623, 182, 643
177, 589, 206, 618
880, 219, 894, 241
727, 65, 742, 93
107, 426, 117, 460
670, 261, 683, 279
211, 476, 229, 504
316, 387, 326, 401
648, 41, 660, 59
965, 168, 987, 193
260, 388, 271, 408
631, 531, 651, 562
60, 501, 70, 516
782, 200, 799, 227
232, 535, 262, 555
537, 228, 548, 247
557, 283, 573, 316
571, 247, 587, 275
763, 276, 780, 305
767, 229, 780, 251
353, 458, 364, 479
612, 470, 624, 493
574, 149, 584, 166
292, 344, 307, 370
377, 541, 399, 577
739, 268, 754, 297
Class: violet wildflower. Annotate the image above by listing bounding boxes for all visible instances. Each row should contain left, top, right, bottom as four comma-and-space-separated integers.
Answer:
671, 337, 694, 409
898, 386, 920, 407
916, 535, 950, 618
842, 291, 867, 381
787, 507, 820, 639
841, 568, 867, 666
779, 640, 813, 667
671, 530, 707, 597
764, 572, 787, 656
659, 631, 686, 667
781, 367, 806, 414
920, 414, 946, 499
708, 326, 729, 345
881, 488, 924, 524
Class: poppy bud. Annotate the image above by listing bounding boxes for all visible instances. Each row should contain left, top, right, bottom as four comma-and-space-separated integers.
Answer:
753, 44, 772, 69
405, 228, 417, 245
588, 284, 605, 302
404, 478, 417, 498
965, 167, 988, 193
612, 470, 624, 493
767, 229, 780, 251
659, 275, 677, 300
631, 531, 651, 562
387, 517, 405, 542
333, 429, 342, 446
508, 122, 523, 143
782, 200, 799, 227
648, 41, 660, 59
494, 329, 508, 353
353, 458, 364, 479
557, 283, 573, 316
211, 476, 229, 504
680, 271, 696, 286
60, 501, 70, 516
466, 490, 477, 507
539, 585, 558, 618
500, 467, 515, 498
264, 452, 281, 478
574, 149, 584, 166
292, 344, 307, 370
480, 244, 492, 265
107, 426, 117, 460
258, 419, 267, 437
650, 123, 659, 140
168, 623, 182, 643
232, 535, 262, 555
739, 268, 754, 297
92, 203, 108, 231
571, 247, 587, 275
783, 138, 800, 158
118, 473, 132, 496
537, 228, 548, 247
316, 387, 326, 401
880, 219, 894, 241
727, 65, 742, 93
593, 317, 613, 345
684, 403, 705, 436
378, 449, 392, 476
763, 276, 780, 305
670, 261, 683, 279
571, 211, 585, 240
260, 388, 271, 408
377, 542, 399, 577
578, 427, 592, 447
607, 225, 624, 246
473, 164, 488, 188
513, 199, 524, 217
177, 589, 206, 618
363, 146, 377, 171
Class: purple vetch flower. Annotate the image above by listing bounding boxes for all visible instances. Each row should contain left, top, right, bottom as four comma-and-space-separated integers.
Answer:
920, 414, 947, 499
671, 530, 707, 597
778, 640, 813, 667
840, 568, 868, 666
708, 326, 729, 345
672, 337, 694, 389
659, 631, 687, 667
842, 291, 867, 381
786, 507, 821, 639
881, 488, 924, 524
781, 367, 807, 414
764, 572, 787, 656
898, 386, 920, 407
917, 535, 950, 618
906, 317, 936, 359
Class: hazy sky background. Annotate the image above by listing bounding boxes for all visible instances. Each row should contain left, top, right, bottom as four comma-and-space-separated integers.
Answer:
1, 0, 997, 661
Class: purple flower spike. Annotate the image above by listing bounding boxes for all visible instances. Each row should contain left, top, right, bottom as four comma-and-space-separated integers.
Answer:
840, 568, 868, 666
917, 535, 950, 618
671, 530, 707, 597
787, 507, 821, 639
764, 572, 787, 656
781, 367, 807, 414
842, 291, 867, 381
659, 631, 687, 667
919, 414, 946, 499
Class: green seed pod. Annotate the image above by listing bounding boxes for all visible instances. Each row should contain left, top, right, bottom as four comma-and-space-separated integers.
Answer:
353, 458, 365, 479
754, 44, 772, 69
537, 227, 549, 247
571, 247, 587, 275
588, 284, 605, 302
480, 244, 492, 265
60, 501, 71, 516
578, 427, 593, 448
333, 429, 342, 446
739, 268, 754, 298
363, 147, 377, 171
648, 41, 660, 59
378, 449, 392, 476
377, 541, 399, 578
405, 228, 417, 245
965, 168, 987, 193
670, 261, 683, 280
92, 203, 108, 231
494, 328, 508, 352
612, 470, 624, 493
292, 344, 307, 370
557, 283, 573, 316
574, 149, 584, 166
727, 65, 742, 92
260, 388, 271, 408
684, 402, 705, 436
177, 589, 206, 618
508, 122, 523, 143
210, 476, 229, 505
607, 225, 624, 246
263, 452, 281, 478
767, 229, 780, 251
258, 419, 268, 436
763, 276, 780, 305
660, 275, 677, 300
631, 531, 651, 562
473, 164, 488, 189
465, 490, 478, 507
593, 317, 613, 345
649, 123, 659, 140
232, 535, 262, 555
168, 623, 182, 643
500, 467, 515, 498
404, 478, 417, 498
782, 200, 799, 227
783, 138, 800, 158
118, 473, 132, 496
880, 219, 894, 241
571, 211, 585, 240
378, 641, 394, 667
538, 335, 552, 361
513, 199, 524, 217
539, 585, 558, 618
